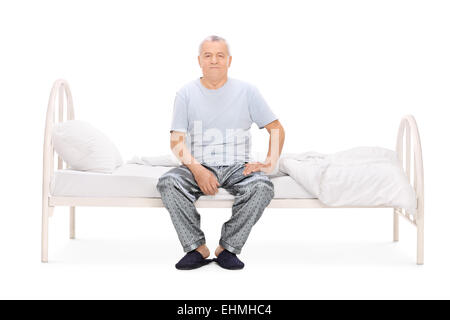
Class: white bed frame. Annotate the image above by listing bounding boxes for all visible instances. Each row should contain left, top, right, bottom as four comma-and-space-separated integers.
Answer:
41, 79, 425, 264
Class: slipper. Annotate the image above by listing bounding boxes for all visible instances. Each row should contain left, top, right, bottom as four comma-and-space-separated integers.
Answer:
213, 249, 245, 270
175, 250, 214, 270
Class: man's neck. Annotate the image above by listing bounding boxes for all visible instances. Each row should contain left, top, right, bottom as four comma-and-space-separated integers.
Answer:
200, 76, 228, 90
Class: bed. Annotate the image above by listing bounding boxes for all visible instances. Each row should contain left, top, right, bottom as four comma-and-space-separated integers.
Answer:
41, 79, 425, 264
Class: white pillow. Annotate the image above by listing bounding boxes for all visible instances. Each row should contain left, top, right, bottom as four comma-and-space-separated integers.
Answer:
52, 120, 123, 173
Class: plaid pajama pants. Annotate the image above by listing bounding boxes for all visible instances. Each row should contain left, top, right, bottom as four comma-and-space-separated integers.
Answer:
156, 162, 275, 254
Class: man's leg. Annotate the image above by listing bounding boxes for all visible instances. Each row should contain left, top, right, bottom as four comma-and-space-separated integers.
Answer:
156, 165, 210, 256
219, 163, 275, 255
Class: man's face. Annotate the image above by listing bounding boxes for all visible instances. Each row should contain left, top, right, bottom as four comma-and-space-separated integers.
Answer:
198, 40, 232, 79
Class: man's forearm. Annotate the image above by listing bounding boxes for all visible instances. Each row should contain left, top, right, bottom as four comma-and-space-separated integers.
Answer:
182, 150, 204, 176
170, 137, 203, 175
264, 126, 285, 169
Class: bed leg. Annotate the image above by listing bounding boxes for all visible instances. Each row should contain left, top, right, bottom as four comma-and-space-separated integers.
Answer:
393, 208, 399, 242
41, 205, 52, 263
70, 206, 75, 239
416, 217, 424, 265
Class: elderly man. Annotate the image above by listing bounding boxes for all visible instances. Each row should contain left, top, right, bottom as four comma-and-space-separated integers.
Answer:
156, 35, 285, 270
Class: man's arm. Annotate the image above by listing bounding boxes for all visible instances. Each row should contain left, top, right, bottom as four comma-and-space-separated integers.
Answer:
170, 131, 220, 195
170, 130, 202, 172
263, 119, 285, 169
243, 119, 285, 175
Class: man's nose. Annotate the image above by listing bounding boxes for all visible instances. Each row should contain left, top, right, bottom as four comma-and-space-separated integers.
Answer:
211, 56, 217, 63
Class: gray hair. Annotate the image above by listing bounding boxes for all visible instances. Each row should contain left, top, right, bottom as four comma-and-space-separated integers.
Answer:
198, 35, 231, 56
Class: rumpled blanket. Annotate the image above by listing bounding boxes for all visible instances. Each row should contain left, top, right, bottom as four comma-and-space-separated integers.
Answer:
279, 147, 417, 215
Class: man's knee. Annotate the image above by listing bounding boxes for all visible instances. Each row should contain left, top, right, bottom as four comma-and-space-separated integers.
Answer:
156, 176, 178, 194
250, 179, 275, 200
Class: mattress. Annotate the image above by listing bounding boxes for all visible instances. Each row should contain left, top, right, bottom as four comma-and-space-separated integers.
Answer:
50, 164, 315, 200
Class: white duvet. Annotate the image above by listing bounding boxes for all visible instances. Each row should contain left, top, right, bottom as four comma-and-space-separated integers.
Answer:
279, 147, 417, 215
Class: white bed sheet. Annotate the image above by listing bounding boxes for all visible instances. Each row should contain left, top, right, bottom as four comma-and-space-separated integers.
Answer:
50, 163, 315, 200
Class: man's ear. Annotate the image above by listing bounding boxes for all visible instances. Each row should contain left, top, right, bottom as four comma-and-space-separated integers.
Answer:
198, 56, 201, 67
228, 56, 232, 67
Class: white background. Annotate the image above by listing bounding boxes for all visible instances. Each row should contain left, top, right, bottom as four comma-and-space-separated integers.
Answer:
0, 0, 449, 299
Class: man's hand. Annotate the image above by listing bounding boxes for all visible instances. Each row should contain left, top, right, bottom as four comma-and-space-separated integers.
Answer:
191, 165, 220, 195
242, 162, 272, 176
242, 119, 285, 176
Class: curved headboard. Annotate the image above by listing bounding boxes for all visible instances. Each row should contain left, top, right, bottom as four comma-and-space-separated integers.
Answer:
395, 115, 424, 221
42, 79, 74, 200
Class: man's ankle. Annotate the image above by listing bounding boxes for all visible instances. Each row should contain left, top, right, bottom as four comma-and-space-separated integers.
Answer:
195, 244, 210, 258
215, 245, 225, 257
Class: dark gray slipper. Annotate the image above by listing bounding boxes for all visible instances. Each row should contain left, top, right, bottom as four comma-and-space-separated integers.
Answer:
213, 249, 245, 270
175, 250, 213, 270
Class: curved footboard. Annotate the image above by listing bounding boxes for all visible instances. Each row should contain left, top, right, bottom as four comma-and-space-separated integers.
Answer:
395, 114, 424, 264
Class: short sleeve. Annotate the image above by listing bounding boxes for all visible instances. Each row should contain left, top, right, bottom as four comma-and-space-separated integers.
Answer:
248, 86, 278, 129
170, 91, 188, 133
